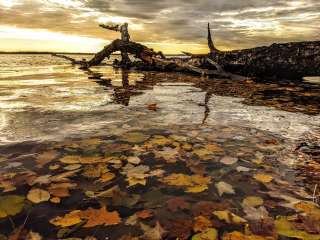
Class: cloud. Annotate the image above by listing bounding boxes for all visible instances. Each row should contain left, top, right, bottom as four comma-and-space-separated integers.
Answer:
0, 0, 319, 52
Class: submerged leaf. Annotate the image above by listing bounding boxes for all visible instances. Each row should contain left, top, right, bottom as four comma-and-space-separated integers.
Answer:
242, 196, 264, 207
0, 195, 25, 218
220, 156, 238, 165
213, 210, 246, 224
193, 216, 212, 232
254, 174, 273, 183
121, 132, 150, 143
275, 216, 320, 240
192, 228, 218, 240
140, 221, 166, 240
215, 182, 235, 196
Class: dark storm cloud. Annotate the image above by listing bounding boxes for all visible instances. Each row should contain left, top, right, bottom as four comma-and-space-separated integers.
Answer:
0, 0, 319, 51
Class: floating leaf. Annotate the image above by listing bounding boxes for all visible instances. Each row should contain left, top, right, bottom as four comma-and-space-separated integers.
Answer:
27, 188, 50, 204
0, 195, 25, 218
50, 211, 82, 228
215, 181, 235, 196
213, 210, 246, 224
161, 173, 211, 193
50, 207, 121, 228
254, 174, 273, 183
80, 207, 121, 228
192, 228, 218, 240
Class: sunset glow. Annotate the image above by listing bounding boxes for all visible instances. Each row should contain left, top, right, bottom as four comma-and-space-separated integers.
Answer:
0, 0, 319, 53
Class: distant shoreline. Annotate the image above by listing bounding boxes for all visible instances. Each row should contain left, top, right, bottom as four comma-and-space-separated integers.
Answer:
0, 52, 183, 56
0, 52, 95, 55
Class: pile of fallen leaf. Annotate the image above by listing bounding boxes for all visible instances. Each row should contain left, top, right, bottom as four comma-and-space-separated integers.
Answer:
0, 126, 320, 239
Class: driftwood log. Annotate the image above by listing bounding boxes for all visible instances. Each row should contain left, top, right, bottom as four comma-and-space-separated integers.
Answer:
53, 23, 320, 80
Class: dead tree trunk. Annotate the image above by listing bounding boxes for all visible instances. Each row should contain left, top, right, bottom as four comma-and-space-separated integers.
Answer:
205, 24, 320, 79
99, 23, 131, 65
52, 23, 320, 80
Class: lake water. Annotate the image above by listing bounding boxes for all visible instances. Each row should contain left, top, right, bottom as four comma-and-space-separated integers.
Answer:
0, 54, 319, 239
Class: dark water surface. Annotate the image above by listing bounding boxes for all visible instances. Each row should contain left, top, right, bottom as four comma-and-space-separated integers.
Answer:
0, 54, 319, 239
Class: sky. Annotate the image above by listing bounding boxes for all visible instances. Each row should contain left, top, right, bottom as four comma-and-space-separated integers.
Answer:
0, 0, 319, 54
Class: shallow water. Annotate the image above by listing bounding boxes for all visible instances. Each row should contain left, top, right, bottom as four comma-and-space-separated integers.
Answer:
0, 54, 319, 239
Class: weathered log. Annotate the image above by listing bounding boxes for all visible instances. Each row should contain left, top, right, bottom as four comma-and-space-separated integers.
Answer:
205, 24, 320, 79
52, 23, 320, 80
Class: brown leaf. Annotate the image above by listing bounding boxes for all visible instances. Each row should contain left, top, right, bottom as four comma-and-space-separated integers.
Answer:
192, 201, 230, 217
293, 215, 320, 234
36, 151, 58, 168
249, 218, 277, 238
147, 104, 158, 111
163, 218, 192, 240
166, 197, 190, 212
81, 207, 121, 228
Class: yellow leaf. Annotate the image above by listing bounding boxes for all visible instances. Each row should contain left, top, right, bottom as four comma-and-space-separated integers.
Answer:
50, 210, 82, 227
121, 132, 150, 143
192, 228, 218, 240
275, 216, 320, 240
50, 197, 61, 204
254, 173, 273, 183
50, 207, 121, 228
294, 201, 320, 220
186, 185, 208, 193
222, 231, 270, 240
99, 172, 115, 183
79, 156, 105, 164
148, 135, 173, 145
242, 196, 264, 207
213, 210, 246, 224
204, 144, 224, 153
161, 174, 211, 193
59, 155, 81, 164
27, 189, 50, 204
0, 195, 25, 218
64, 164, 82, 171
49, 164, 60, 170
128, 177, 146, 187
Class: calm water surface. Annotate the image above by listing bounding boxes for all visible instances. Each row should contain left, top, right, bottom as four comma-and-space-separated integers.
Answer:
0, 54, 319, 239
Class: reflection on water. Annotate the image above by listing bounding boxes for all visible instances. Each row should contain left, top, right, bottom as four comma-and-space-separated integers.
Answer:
0, 55, 319, 143
0, 54, 320, 239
